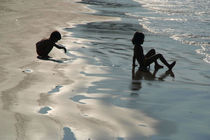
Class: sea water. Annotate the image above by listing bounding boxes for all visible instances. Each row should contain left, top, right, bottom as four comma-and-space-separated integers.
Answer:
74, 0, 210, 64
133, 0, 210, 63
64, 0, 210, 139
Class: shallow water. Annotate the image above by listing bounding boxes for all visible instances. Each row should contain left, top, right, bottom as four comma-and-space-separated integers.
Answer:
133, 0, 210, 63
39, 106, 52, 114
61, 0, 210, 139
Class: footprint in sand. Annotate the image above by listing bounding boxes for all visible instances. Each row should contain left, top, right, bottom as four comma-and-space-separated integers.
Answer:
22, 69, 33, 73
48, 85, 63, 95
38, 106, 52, 114
70, 95, 91, 104
138, 123, 147, 127
63, 127, 76, 140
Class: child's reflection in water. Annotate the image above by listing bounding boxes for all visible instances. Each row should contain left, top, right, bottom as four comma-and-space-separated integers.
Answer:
131, 67, 175, 92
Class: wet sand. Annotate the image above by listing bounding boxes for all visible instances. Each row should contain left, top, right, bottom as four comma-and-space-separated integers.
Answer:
0, 0, 118, 139
63, 0, 210, 139
1, 0, 210, 139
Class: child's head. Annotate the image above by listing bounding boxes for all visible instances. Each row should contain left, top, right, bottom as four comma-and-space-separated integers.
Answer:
49, 31, 61, 42
132, 32, 144, 45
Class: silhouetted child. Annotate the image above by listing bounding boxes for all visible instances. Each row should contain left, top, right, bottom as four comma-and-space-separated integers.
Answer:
36, 31, 67, 58
132, 32, 176, 71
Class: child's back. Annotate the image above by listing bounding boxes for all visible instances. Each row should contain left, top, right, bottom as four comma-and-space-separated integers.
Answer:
36, 39, 54, 58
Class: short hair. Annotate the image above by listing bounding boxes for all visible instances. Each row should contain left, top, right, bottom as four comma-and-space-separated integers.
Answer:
132, 32, 144, 45
50, 31, 61, 40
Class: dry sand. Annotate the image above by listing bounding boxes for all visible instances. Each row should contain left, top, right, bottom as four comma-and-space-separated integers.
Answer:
0, 0, 158, 139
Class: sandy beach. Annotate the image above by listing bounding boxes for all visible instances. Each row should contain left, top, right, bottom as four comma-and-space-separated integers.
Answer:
1, 0, 210, 140
0, 0, 119, 139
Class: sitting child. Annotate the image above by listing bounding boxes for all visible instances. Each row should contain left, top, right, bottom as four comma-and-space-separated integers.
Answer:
36, 31, 67, 58
132, 32, 176, 71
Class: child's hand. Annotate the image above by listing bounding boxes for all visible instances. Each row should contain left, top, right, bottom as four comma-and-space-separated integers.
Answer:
132, 64, 137, 67
63, 47, 67, 53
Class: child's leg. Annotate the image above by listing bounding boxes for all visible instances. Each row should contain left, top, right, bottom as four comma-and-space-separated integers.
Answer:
145, 49, 163, 69
145, 54, 169, 66
145, 54, 176, 70
36, 47, 50, 58
145, 49, 155, 58
41, 47, 53, 58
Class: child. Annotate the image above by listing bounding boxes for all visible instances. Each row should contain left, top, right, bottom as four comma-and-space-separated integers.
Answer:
36, 31, 67, 58
132, 32, 176, 71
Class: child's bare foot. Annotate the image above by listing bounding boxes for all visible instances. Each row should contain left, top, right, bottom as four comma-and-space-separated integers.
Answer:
168, 61, 176, 71
166, 70, 175, 78
155, 64, 164, 70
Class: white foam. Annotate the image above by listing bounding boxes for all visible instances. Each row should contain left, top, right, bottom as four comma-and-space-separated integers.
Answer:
132, 0, 210, 64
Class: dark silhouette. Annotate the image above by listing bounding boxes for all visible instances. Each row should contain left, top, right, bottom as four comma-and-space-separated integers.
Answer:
37, 56, 64, 63
132, 32, 176, 71
36, 31, 67, 59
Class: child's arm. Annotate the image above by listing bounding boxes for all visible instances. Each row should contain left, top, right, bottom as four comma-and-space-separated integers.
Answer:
54, 44, 67, 53
135, 46, 145, 67
132, 56, 136, 67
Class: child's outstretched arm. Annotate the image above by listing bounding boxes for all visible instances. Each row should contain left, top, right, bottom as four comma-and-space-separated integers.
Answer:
54, 44, 67, 53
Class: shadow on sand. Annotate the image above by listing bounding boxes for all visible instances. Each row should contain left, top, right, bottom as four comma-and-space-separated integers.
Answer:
37, 56, 65, 63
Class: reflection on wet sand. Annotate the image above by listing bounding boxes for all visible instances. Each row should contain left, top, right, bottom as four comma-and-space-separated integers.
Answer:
37, 55, 72, 63
131, 67, 175, 91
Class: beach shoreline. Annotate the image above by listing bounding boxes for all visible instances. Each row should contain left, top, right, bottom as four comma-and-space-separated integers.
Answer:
1, 0, 210, 139
61, 0, 210, 139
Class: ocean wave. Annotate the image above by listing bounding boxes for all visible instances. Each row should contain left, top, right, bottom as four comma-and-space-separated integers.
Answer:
132, 0, 210, 64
